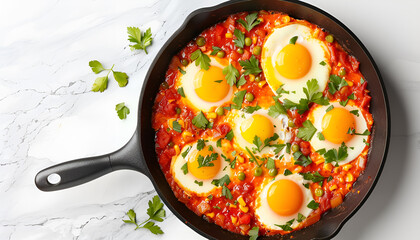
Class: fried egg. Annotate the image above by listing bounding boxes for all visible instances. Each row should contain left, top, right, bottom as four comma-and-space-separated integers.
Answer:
227, 108, 291, 157
171, 140, 231, 195
261, 23, 330, 102
255, 173, 314, 230
309, 101, 369, 165
178, 57, 233, 112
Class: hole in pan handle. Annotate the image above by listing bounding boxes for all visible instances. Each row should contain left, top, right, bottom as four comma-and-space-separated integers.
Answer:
34, 130, 148, 191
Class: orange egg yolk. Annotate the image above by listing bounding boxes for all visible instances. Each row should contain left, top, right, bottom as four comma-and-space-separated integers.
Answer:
194, 66, 230, 102
240, 114, 274, 144
276, 43, 312, 79
322, 107, 356, 144
267, 179, 303, 216
187, 146, 221, 180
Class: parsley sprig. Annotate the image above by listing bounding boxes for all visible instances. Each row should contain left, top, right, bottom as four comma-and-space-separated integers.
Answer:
239, 55, 262, 75
237, 13, 261, 32
123, 195, 165, 235
191, 49, 211, 70
297, 120, 317, 141
90, 60, 129, 92
223, 64, 240, 86
197, 153, 219, 168
127, 27, 153, 54
328, 75, 348, 94
283, 79, 328, 114
233, 29, 245, 48
275, 219, 294, 231
115, 102, 130, 120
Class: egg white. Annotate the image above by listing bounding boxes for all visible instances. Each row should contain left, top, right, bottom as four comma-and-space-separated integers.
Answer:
178, 57, 233, 112
226, 108, 291, 158
255, 173, 314, 230
309, 102, 369, 165
261, 23, 330, 103
171, 141, 231, 196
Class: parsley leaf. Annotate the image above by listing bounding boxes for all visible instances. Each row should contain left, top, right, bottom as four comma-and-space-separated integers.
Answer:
275, 219, 294, 231
223, 64, 240, 86
113, 71, 128, 87
348, 128, 371, 136
340, 99, 349, 106
194, 180, 203, 186
319, 61, 326, 66
178, 67, 186, 75
210, 46, 222, 55
283, 169, 292, 176
253, 136, 263, 151
282, 98, 309, 115
127, 27, 153, 54
177, 87, 185, 97
172, 120, 182, 133
289, 36, 298, 45
326, 105, 334, 112
293, 151, 312, 167
360, 77, 365, 84
363, 138, 370, 146
317, 132, 325, 140
297, 213, 306, 222
307, 200, 319, 210
300, 171, 325, 183
266, 157, 275, 169
297, 120, 317, 141
181, 163, 188, 174
328, 75, 348, 94
89, 60, 105, 74
216, 138, 222, 147
182, 146, 191, 158
273, 144, 286, 154
324, 143, 348, 164
304, 79, 329, 105
222, 185, 233, 199
239, 55, 262, 75
197, 153, 219, 168
233, 29, 245, 48
237, 75, 247, 87
249, 226, 259, 240
268, 98, 287, 118
231, 90, 247, 110
211, 174, 231, 187
348, 93, 355, 100
92, 76, 108, 92
115, 102, 130, 120
142, 221, 163, 234
192, 111, 210, 129
243, 105, 261, 114
225, 130, 234, 141
191, 49, 211, 70
197, 139, 205, 150
237, 13, 261, 32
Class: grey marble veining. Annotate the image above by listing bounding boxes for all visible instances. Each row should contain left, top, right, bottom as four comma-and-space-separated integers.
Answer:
1, 0, 419, 239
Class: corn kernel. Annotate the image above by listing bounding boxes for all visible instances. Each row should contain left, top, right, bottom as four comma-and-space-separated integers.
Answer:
315, 159, 325, 165
229, 204, 237, 208
257, 17, 263, 23
342, 164, 353, 171
346, 183, 352, 191
333, 167, 340, 173
346, 173, 354, 182
346, 80, 354, 87
178, 119, 184, 128
330, 185, 338, 191
323, 163, 333, 171
168, 99, 175, 103
238, 196, 246, 207
231, 216, 238, 225
249, 74, 255, 82
337, 62, 342, 67
174, 145, 180, 155
252, 36, 257, 44
258, 81, 266, 88
339, 177, 344, 183
206, 212, 215, 218
239, 205, 249, 213
283, 15, 290, 23
225, 32, 233, 38
221, 139, 232, 150
207, 112, 217, 119
182, 131, 193, 140
237, 155, 245, 163
293, 166, 303, 173
313, 28, 320, 38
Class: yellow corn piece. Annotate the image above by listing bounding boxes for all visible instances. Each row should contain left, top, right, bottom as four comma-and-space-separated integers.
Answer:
342, 164, 353, 171
182, 131, 193, 139
315, 159, 325, 165
207, 112, 217, 119
330, 185, 338, 191
323, 163, 333, 172
222, 139, 232, 149
231, 216, 238, 225
346, 173, 354, 182
258, 81, 266, 88
225, 32, 233, 38
178, 119, 184, 128
206, 212, 215, 218
339, 177, 344, 183
168, 99, 175, 103
237, 155, 245, 163
257, 17, 264, 23
248, 74, 255, 82
239, 205, 249, 213
293, 166, 303, 173
283, 15, 290, 23
337, 62, 342, 67
252, 37, 257, 44
174, 145, 180, 155
346, 80, 354, 87
346, 183, 352, 191
168, 118, 176, 129
229, 204, 237, 208
238, 196, 246, 207
333, 167, 340, 173
313, 28, 320, 38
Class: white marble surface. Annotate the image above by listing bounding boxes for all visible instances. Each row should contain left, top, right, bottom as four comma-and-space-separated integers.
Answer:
0, 0, 419, 239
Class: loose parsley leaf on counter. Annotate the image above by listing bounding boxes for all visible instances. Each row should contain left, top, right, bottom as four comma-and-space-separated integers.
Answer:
89, 60, 105, 74
223, 64, 240, 86
92, 76, 108, 92
191, 49, 211, 70
237, 12, 261, 32
239, 55, 262, 75
113, 71, 128, 87
297, 120, 317, 141
115, 102, 130, 120
233, 29, 245, 48
127, 27, 153, 54
90, 61, 129, 92
123, 195, 166, 235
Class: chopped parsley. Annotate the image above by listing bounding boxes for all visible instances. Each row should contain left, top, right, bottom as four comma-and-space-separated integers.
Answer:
223, 63, 239, 86
237, 12, 261, 32
192, 111, 210, 129
172, 120, 182, 133
275, 219, 294, 231
178, 67, 186, 75
328, 74, 348, 94
194, 180, 203, 186
181, 163, 188, 175
231, 90, 247, 110
177, 87, 185, 97
297, 120, 317, 141
233, 29, 245, 48
190, 49, 211, 70
239, 55, 262, 75
289, 36, 298, 45
197, 153, 218, 168
243, 105, 261, 114
225, 130, 234, 141
284, 169, 293, 176
307, 200, 319, 210
181, 146, 191, 158
210, 46, 222, 55
300, 171, 325, 183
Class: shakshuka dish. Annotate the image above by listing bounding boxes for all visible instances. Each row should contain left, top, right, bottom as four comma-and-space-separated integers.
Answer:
152, 11, 373, 237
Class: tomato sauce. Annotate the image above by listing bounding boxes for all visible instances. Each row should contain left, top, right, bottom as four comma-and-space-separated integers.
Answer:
152, 11, 373, 237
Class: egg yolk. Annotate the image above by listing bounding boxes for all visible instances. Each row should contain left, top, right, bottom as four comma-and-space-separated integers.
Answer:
194, 66, 230, 102
267, 179, 303, 216
276, 43, 312, 79
240, 114, 274, 144
187, 146, 221, 180
322, 107, 356, 144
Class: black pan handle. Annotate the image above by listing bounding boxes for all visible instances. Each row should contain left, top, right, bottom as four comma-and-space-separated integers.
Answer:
35, 130, 148, 191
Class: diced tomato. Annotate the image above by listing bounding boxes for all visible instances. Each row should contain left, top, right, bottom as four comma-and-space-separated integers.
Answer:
349, 55, 360, 72
238, 213, 251, 225
300, 141, 311, 156
217, 123, 231, 136
156, 128, 171, 150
